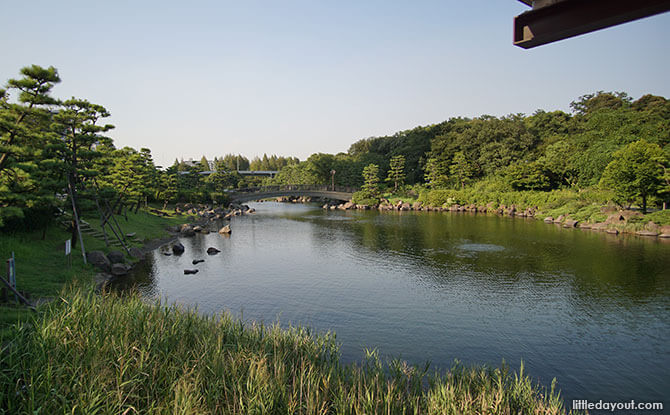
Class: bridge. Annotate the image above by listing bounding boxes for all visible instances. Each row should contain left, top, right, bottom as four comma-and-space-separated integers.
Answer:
228, 185, 358, 203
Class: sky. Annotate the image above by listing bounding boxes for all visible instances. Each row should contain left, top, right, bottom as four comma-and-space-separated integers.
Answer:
1, 1, 669, 167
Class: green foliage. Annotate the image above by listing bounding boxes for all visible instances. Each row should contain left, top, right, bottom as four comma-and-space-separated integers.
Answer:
249, 153, 298, 171
450, 151, 474, 189
424, 157, 449, 188
0, 289, 568, 414
361, 163, 380, 196
204, 169, 241, 190
385, 154, 405, 191
599, 140, 667, 212
0, 65, 62, 228
645, 209, 670, 226
506, 161, 553, 191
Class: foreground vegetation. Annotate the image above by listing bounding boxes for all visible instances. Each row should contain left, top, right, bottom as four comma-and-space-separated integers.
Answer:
0, 208, 188, 334
0, 289, 570, 414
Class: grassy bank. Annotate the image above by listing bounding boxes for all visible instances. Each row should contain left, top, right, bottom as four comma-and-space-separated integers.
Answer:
412, 183, 670, 227
0, 289, 570, 414
0, 208, 190, 333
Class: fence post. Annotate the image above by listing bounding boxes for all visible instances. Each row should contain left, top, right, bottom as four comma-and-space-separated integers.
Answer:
8, 252, 17, 302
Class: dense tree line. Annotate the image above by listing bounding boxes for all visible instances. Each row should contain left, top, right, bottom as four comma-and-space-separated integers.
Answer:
0, 66, 273, 232
2, 64, 668, 234
270, 91, 669, 212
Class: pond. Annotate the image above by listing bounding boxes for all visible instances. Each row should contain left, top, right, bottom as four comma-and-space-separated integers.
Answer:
114, 202, 670, 407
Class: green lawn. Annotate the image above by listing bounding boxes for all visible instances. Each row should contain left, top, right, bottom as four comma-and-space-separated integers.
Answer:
0, 208, 191, 334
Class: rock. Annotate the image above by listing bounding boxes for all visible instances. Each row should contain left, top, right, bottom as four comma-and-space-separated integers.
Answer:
183, 269, 199, 275
645, 221, 660, 232
659, 233, 670, 238
172, 242, 185, 255
606, 229, 620, 235
87, 251, 111, 272
563, 220, 579, 228
207, 247, 221, 255
129, 247, 144, 259
544, 217, 554, 223
247, 208, 256, 214
412, 202, 423, 210
201, 229, 210, 235
400, 203, 411, 211
554, 215, 565, 223
218, 225, 231, 234
111, 263, 131, 277
619, 210, 643, 222
181, 225, 195, 237
125, 232, 136, 238
590, 223, 608, 231
323, 204, 329, 209
578, 223, 592, 229
343, 201, 355, 209
193, 225, 203, 232
605, 214, 625, 224
635, 230, 658, 237
192, 259, 205, 265
166, 225, 180, 233
107, 250, 125, 264
163, 252, 172, 256
329, 205, 336, 210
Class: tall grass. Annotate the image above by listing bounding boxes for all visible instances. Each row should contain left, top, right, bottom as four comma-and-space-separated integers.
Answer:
0, 290, 572, 414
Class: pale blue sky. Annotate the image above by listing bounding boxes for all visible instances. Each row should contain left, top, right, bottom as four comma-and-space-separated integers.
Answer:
1, 1, 669, 167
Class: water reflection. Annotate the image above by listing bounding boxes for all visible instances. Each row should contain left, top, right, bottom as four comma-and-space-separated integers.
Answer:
113, 202, 670, 406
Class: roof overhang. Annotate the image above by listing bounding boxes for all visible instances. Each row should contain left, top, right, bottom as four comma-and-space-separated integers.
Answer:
514, 0, 670, 48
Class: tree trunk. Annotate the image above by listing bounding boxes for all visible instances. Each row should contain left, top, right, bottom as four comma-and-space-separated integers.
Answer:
163, 200, 168, 210
70, 220, 78, 249
642, 194, 647, 214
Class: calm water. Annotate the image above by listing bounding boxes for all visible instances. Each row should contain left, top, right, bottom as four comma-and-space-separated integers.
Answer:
115, 202, 670, 407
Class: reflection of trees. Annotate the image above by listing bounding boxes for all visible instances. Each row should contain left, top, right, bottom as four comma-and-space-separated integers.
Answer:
111, 252, 158, 295
307, 210, 670, 307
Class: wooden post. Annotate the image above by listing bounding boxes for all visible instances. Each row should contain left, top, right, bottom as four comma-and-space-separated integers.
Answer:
0, 274, 35, 311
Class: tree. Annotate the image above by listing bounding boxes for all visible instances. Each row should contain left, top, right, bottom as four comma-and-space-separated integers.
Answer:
506, 161, 552, 191
540, 141, 578, 187
157, 171, 177, 210
386, 155, 405, 191
424, 157, 448, 188
0, 65, 61, 229
361, 163, 380, 197
599, 140, 667, 213
199, 155, 210, 171
450, 151, 474, 189
205, 169, 240, 191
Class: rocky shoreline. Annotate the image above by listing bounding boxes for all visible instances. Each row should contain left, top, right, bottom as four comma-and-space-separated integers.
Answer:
319, 199, 670, 239
92, 202, 255, 289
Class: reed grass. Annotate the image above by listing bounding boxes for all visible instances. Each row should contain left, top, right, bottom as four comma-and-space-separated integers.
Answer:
0, 289, 572, 414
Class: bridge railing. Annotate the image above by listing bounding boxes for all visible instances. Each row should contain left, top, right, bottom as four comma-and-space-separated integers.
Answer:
230, 185, 359, 194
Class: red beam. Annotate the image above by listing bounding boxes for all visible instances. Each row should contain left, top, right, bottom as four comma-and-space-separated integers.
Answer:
514, 0, 670, 49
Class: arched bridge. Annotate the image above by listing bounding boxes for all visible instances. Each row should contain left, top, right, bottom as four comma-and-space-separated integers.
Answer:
228, 185, 358, 203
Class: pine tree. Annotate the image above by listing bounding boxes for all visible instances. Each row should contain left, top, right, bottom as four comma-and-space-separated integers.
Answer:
361, 164, 380, 197
386, 155, 405, 191
0, 65, 61, 229
199, 155, 210, 171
